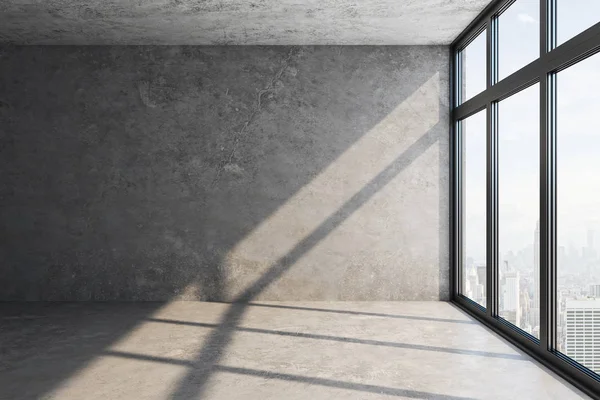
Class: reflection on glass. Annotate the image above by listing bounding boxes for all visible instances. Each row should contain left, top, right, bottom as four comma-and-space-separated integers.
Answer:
498, 83, 540, 338
498, 0, 539, 80
461, 109, 487, 307
460, 31, 487, 104
557, 0, 600, 46
557, 52, 600, 374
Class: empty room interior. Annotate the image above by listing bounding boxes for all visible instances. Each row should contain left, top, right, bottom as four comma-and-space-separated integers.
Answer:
1, 0, 600, 399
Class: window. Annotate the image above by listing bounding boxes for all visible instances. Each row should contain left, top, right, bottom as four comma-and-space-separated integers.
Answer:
453, 0, 600, 395
557, 51, 600, 374
498, 0, 539, 80
498, 83, 540, 338
458, 31, 486, 104
461, 110, 487, 307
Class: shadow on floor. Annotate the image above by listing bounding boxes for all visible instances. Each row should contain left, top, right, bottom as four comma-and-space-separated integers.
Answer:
245, 302, 477, 324
145, 316, 526, 361
101, 349, 478, 400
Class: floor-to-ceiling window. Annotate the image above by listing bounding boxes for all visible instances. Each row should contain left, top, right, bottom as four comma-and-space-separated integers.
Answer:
460, 109, 487, 308
453, 0, 600, 396
497, 83, 540, 338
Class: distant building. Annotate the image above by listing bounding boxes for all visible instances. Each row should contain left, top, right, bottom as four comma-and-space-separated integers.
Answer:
502, 270, 520, 327
477, 265, 486, 301
520, 288, 532, 333
587, 229, 596, 259
504, 271, 520, 309
565, 299, 600, 374
589, 284, 600, 298
464, 265, 486, 306
466, 268, 477, 300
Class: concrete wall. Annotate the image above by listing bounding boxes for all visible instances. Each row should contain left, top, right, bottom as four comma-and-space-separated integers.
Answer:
0, 45, 449, 301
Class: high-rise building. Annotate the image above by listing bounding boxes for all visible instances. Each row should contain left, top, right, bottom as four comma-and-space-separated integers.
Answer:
477, 265, 486, 305
564, 299, 600, 374
587, 228, 595, 257
589, 284, 600, 298
477, 266, 486, 289
503, 270, 520, 310
520, 287, 532, 332
501, 270, 520, 326
467, 269, 477, 298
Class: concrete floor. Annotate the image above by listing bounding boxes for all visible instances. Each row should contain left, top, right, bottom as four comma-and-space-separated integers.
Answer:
0, 302, 590, 400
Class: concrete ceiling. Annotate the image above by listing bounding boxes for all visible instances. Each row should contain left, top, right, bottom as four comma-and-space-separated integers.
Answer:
0, 0, 491, 45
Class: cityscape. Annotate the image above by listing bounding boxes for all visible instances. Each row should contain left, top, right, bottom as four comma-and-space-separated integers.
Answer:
464, 223, 600, 374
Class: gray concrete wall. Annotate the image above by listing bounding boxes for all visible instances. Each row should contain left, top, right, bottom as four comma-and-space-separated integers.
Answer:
0, 45, 449, 301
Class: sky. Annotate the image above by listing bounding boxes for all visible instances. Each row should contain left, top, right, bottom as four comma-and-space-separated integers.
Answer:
461, 0, 600, 264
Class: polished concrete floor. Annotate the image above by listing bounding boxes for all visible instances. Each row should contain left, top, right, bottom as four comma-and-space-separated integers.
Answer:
0, 302, 590, 400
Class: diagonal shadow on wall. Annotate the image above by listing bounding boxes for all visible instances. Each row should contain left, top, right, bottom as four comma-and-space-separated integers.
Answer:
167, 118, 442, 399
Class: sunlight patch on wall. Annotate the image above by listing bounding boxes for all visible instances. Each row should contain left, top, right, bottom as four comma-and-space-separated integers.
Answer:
217, 72, 442, 300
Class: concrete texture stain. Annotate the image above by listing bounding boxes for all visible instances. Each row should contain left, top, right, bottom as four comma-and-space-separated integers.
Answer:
0, 0, 491, 45
0, 45, 449, 301
212, 47, 300, 186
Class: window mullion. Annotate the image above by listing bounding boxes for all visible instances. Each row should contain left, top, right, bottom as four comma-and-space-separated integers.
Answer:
540, 0, 558, 354
486, 15, 499, 317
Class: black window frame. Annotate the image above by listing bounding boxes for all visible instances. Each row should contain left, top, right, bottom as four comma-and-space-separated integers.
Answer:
450, 0, 600, 398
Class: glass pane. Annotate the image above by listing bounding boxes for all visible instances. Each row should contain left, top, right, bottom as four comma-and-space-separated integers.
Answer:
498, 0, 539, 80
498, 83, 540, 338
557, 0, 600, 46
459, 31, 487, 104
557, 51, 600, 374
461, 109, 487, 307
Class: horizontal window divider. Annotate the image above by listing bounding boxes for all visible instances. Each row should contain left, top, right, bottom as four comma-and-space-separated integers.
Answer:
452, 103, 486, 123
455, 294, 486, 313
547, 21, 600, 72
495, 316, 539, 343
455, 62, 540, 120
453, 22, 600, 122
